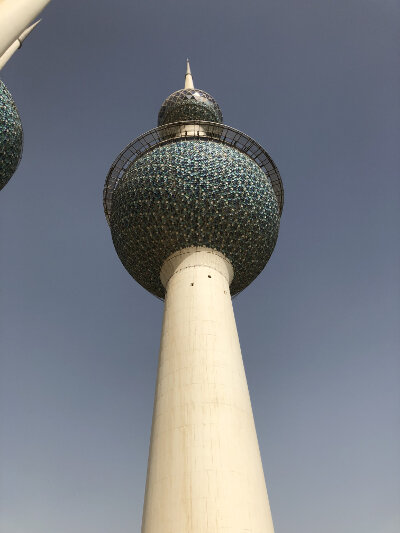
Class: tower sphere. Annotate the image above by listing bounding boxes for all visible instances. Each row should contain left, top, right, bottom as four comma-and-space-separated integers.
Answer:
105, 63, 283, 298
0, 80, 23, 190
110, 139, 280, 297
158, 88, 223, 126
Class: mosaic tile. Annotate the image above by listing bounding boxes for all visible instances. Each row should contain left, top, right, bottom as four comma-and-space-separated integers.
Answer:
110, 140, 280, 298
158, 88, 222, 126
0, 80, 23, 191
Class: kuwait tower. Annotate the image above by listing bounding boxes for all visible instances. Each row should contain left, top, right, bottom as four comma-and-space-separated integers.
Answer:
103, 61, 284, 533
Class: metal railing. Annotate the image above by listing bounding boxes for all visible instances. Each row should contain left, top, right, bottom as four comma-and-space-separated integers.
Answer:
103, 120, 284, 224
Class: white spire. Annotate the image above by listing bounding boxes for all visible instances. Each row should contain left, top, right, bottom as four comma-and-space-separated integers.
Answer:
0, 20, 41, 71
18, 19, 41, 44
184, 58, 194, 89
0, 0, 51, 57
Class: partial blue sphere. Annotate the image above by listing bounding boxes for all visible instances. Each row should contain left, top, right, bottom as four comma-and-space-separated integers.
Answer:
110, 140, 280, 297
0, 80, 23, 191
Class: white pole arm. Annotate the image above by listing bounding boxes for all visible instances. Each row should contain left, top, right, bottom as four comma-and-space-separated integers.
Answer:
0, 0, 50, 57
0, 20, 41, 71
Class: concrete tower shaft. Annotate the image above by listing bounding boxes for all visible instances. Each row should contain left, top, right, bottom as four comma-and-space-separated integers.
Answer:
142, 248, 274, 533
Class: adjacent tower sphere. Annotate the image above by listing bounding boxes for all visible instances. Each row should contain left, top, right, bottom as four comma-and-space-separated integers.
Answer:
0, 80, 23, 190
104, 60, 284, 297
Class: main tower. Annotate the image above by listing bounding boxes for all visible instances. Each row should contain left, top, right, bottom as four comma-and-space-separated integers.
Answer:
104, 61, 284, 533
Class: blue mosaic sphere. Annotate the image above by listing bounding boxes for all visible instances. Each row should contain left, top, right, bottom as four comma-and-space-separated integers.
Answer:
158, 88, 223, 126
110, 140, 280, 298
0, 80, 23, 191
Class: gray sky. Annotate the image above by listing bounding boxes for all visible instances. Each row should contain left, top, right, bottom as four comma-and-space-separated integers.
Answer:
0, 1, 399, 532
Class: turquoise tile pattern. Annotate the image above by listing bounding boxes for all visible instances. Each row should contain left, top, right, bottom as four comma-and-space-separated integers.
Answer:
110, 140, 280, 298
0, 80, 23, 191
158, 88, 223, 126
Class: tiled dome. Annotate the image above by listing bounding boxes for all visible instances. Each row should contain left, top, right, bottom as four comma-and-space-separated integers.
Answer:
158, 88, 222, 126
110, 139, 280, 298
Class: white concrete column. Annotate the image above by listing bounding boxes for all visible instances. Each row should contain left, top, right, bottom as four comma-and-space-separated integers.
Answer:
141, 246, 274, 533
0, 0, 50, 57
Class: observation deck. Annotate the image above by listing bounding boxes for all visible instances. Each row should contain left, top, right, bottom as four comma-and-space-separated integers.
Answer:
103, 120, 284, 225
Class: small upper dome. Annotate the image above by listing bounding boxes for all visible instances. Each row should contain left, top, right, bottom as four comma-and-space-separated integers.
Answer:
158, 60, 223, 126
0, 80, 23, 191
158, 88, 223, 126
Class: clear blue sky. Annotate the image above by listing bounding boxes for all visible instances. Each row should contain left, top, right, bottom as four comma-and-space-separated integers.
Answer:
0, 1, 399, 532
